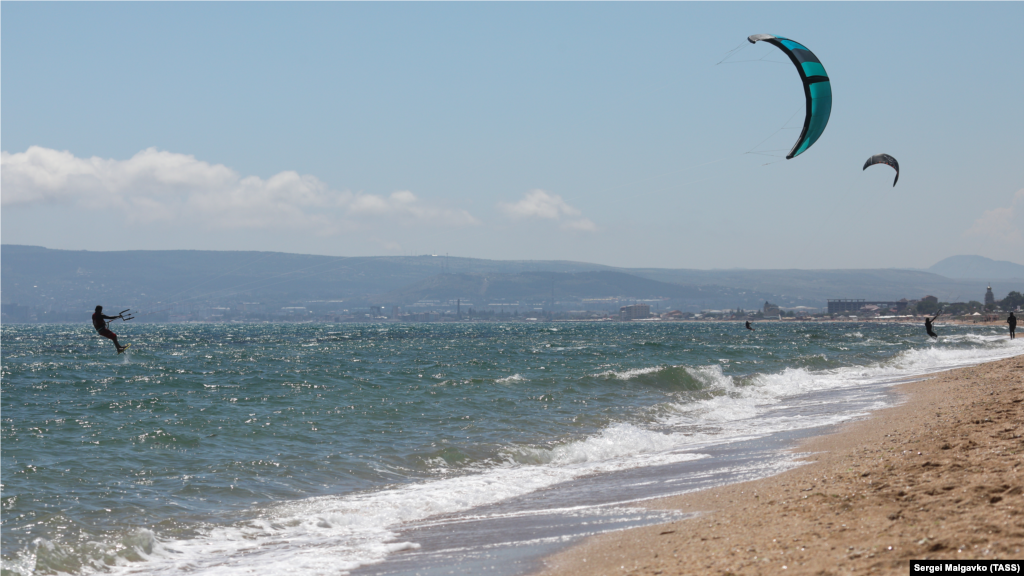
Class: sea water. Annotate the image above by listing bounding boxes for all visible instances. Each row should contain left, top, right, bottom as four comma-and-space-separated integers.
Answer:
2, 321, 1021, 575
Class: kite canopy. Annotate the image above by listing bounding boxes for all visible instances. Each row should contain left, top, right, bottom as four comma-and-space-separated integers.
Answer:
747, 34, 832, 159
863, 153, 900, 186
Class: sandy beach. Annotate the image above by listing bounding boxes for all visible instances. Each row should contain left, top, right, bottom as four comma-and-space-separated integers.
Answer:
536, 354, 1024, 576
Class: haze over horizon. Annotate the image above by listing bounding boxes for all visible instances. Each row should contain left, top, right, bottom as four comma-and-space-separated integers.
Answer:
3, 3, 1022, 269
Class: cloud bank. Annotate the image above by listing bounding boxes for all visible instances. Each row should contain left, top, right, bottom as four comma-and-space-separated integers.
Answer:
1, 146, 479, 233
498, 189, 596, 231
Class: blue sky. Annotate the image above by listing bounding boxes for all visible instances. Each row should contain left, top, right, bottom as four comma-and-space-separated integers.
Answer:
3, 2, 1022, 269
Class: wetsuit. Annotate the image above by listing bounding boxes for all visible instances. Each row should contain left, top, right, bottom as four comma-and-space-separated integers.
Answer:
745, 321, 754, 331
924, 316, 938, 338
93, 311, 120, 343
1009, 313, 1017, 340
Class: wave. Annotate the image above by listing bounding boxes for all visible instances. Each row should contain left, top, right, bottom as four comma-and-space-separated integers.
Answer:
53, 424, 704, 576
594, 365, 665, 380
593, 365, 711, 392
509, 422, 694, 466
651, 333, 1023, 448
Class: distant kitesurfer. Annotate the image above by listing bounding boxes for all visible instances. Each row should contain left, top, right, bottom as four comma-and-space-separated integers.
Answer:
1008, 312, 1017, 340
924, 312, 940, 339
93, 305, 127, 353
745, 321, 754, 331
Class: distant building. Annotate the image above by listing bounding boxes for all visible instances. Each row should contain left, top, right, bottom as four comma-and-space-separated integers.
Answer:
827, 299, 910, 314
763, 301, 781, 317
0, 303, 34, 323
985, 285, 995, 307
620, 304, 650, 321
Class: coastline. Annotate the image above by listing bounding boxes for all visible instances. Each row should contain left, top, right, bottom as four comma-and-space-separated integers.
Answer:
535, 354, 1024, 576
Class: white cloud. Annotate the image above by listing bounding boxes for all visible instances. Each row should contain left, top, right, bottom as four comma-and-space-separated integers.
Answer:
1, 146, 479, 233
498, 189, 596, 232
965, 189, 1024, 253
560, 218, 598, 232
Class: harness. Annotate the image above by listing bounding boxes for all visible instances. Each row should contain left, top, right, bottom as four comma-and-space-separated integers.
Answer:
94, 309, 134, 331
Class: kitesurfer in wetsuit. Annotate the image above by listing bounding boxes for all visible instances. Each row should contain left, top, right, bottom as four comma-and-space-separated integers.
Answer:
1008, 312, 1017, 340
745, 321, 754, 331
92, 305, 126, 353
924, 312, 940, 339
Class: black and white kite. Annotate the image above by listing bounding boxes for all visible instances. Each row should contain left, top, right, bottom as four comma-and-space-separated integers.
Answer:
863, 153, 900, 187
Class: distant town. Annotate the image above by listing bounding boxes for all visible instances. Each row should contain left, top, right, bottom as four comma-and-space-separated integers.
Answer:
4, 287, 1020, 325
2, 246, 1021, 325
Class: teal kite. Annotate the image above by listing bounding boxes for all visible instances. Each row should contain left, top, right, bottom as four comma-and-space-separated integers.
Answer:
747, 34, 832, 159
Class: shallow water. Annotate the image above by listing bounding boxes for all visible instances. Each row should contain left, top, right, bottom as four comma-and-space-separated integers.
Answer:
2, 321, 1020, 575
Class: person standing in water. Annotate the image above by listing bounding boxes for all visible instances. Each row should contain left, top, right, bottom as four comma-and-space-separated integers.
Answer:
1008, 312, 1017, 340
92, 305, 127, 353
924, 312, 940, 339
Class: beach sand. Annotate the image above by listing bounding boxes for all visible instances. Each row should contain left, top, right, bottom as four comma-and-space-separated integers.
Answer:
536, 355, 1024, 576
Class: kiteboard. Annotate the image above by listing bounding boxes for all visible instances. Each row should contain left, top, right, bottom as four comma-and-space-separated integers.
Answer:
118, 344, 132, 355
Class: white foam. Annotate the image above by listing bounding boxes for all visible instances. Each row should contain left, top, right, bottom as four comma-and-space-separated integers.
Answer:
495, 373, 526, 384
652, 333, 1024, 450
511, 422, 693, 466
594, 365, 665, 380
96, 425, 704, 576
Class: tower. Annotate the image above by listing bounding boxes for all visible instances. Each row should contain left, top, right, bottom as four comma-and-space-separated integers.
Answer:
985, 285, 995, 307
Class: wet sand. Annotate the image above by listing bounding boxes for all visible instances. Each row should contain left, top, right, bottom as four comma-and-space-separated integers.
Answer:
536, 355, 1024, 576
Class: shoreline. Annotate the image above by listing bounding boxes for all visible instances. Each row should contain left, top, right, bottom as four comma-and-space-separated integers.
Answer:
535, 354, 1024, 576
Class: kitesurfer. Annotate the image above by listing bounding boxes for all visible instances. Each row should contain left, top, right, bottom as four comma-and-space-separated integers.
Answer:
93, 305, 127, 353
1008, 312, 1017, 340
745, 321, 754, 331
924, 312, 940, 339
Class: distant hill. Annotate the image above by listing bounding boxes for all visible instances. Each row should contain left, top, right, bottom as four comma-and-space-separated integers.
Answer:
0, 245, 617, 310
2, 245, 1020, 321
925, 255, 1024, 280
625, 268, 957, 302
376, 271, 744, 306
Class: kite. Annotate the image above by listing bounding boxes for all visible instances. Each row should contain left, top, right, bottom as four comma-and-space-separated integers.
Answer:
747, 34, 832, 159
863, 153, 900, 186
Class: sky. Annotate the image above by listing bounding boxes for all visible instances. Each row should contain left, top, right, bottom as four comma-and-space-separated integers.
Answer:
2, 2, 1023, 270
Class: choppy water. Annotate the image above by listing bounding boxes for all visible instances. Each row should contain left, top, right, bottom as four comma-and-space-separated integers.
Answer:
2, 321, 1020, 575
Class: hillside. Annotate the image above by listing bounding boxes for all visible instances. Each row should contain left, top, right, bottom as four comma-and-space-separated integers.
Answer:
925, 255, 1024, 280
376, 271, 747, 306
2, 245, 1019, 322
0, 245, 618, 312
623, 267, 999, 304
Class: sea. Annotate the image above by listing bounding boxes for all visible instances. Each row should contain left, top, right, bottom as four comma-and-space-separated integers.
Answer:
2, 320, 1021, 576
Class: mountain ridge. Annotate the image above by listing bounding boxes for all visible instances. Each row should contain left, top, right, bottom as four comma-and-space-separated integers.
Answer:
924, 255, 1024, 280
2, 245, 1018, 319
